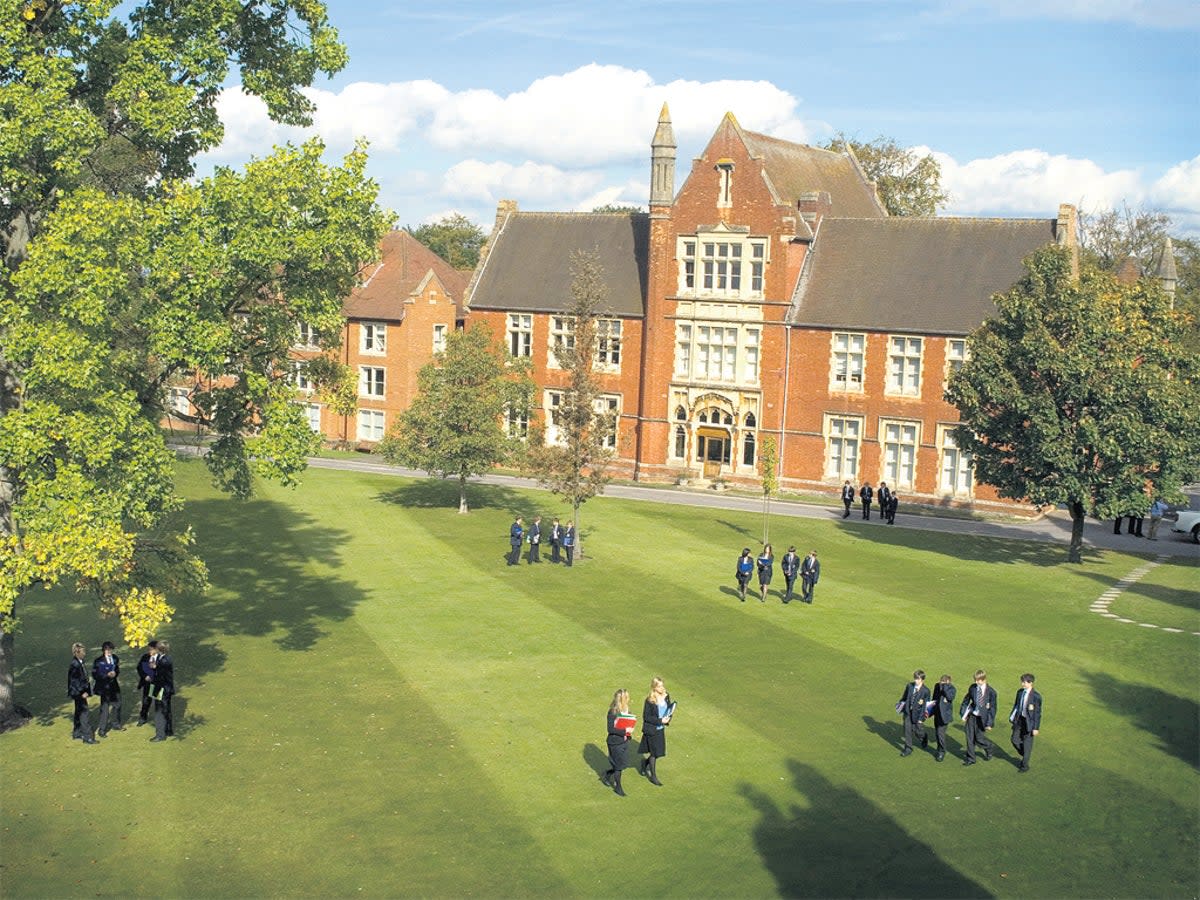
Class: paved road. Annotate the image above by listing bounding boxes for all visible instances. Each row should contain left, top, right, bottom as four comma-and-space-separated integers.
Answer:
298, 454, 1200, 560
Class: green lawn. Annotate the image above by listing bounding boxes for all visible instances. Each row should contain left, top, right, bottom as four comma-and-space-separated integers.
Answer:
3, 460, 1197, 898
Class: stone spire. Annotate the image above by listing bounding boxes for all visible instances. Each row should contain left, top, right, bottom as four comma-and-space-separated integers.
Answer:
1156, 236, 1178, 303
649, 103, 676, 208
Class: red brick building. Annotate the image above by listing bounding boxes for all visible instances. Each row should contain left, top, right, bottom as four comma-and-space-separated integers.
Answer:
466, 107, 1081, 512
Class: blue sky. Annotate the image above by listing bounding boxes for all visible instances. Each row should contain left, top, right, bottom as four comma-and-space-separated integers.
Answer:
198, 0, 1200, 235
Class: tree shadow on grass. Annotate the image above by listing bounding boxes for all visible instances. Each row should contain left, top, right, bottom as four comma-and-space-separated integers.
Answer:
739, 759, 992, 898
835, 521, 1098, 567
716, 518, 756, 539
1074, 569, 1200, 613
374, 478, 526, 513
1082, 671, 1199, 769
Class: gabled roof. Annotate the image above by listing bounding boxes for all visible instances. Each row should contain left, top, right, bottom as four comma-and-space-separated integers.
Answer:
741, 128, 887, 219
344, 230, 468, 321
468, 212, 649, 317
787, 217, 1058, 335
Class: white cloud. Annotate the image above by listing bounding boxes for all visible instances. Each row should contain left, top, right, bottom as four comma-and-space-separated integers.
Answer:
934, 148, 1144, 216
441, 159, 605, 207
205, 65, 812, 169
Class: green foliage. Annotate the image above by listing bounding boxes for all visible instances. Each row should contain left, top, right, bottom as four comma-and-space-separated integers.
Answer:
946, 244, 1200, 562
590, 204, 643, 214
0, 0, 387, 695
1078, 204, 1173, 272
405, 213, 485, 269
822, 134, 948, 217
378, 324, 531, 512
525, 250, 617, 540
758, 435, 778, 546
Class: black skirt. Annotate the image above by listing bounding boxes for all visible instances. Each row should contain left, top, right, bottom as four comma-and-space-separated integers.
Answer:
607, 738, 629, 770
638, 728, 666, 758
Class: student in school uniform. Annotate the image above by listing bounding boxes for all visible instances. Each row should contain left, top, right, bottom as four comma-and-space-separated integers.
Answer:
602, 689, 635, 796
958, 669, 997, 766
897, 669, 931, 757
756, 544, 774, 603
735, 548, 754, 601
930, 674, 957, 762
67, 643, 96, 744
780, 547, 800, 603
1009, 673, 1043, 773
527, 516, 542, 564
549, 517, 563, 563
637, 677, 673, 787
563, 522, 576, 566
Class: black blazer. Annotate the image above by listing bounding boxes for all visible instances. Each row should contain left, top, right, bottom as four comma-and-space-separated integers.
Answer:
642, 695, 671, 731
959, 683, 997, 728
898, 682, 931, 722
151, 655, 175, 698
92, 653, 120, 701
859, 485, 873, 502
780, 552, 800, 578
931, 682, 957, 726
800, 555, 820, 583
1009, 688, 1042, 731
67, 657, 91, 699
606, 710, 632, 748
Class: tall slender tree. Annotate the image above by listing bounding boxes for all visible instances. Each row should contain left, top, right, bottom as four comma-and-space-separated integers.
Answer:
526, 250, 617, 559
0, 1, 389, 723
379, 324, 532, 513
759, 435, 778, 546
945, 244, 1200, 563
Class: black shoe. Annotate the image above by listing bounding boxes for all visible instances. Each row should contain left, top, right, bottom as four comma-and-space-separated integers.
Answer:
614, 782, 626, 796
638, 759, 648, 777
137, 719, 146, 727
900, 747, 913, 757
921, 735, 929, 749
649, 775, 663, 786
962, 759, 975, 766
83, 737, 97, 744
150, 736, 166, 742
1018, 765, 1030, 773
98, 731, 107, 738
935, 751, 945, 762
981, 748, 991, 761
601, 772, 613, 787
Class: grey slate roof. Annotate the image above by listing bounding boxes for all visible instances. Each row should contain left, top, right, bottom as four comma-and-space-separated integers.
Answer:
787, 217, 1058, 335
742, 130, 887, 219
469, 212, 649, 317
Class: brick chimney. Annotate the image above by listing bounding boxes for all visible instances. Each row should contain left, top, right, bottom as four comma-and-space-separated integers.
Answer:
797, 191, 832, 230
1056, 203, 1079, 278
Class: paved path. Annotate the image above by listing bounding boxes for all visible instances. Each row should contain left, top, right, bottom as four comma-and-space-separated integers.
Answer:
1087, 555, 1199, 635
297, 454, 1200, 560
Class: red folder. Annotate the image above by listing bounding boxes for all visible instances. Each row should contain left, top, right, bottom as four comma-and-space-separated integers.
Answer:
614, 714, 637, 731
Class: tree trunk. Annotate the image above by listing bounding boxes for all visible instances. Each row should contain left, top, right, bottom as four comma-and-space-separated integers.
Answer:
458, 474, 469, 514
0, 616, 16, 725
1068, 500, 1086, 564
573, 503, 582, 560
762, 493, 771, 546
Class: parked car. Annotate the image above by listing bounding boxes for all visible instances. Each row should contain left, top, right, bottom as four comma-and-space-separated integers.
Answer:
1170, 509, 1200, 543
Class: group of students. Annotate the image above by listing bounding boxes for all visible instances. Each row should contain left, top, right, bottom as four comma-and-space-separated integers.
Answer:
507, 515, 575, 566
735, 545, 820, 604
896, 668, 1042, 771
842, 480, 900, 524
602, 677, 676, 796
67, 639, 175, 744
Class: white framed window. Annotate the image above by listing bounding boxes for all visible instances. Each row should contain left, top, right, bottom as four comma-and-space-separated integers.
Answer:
544, 390, 564, 446
358, 366, 385, 398
433, 324, 448, 354
938, 425, 973, 496
946, 339, 969, 377
506, 406, 529, 440
359, 321, 386, 355
696, 324, 738, 382
882, 420, 920, 488
549, 316, 575, 367
594, 394, 620, 449
832, 332, 866, 391
675, 323, 692, 377
824, 415, 862, 480
716, 162, 733, 207
672, 425, 687, 459
357, 408, 385, 441
744, 328, 760, 383
168, 386, 191, 416
677, 234, 767, 298
295, 323, 319, 349
290, 361, 313, 394
509, 314, 532, 357
597, 319, 621, 368
887, 336, 923, 396
297, 401, 322, 433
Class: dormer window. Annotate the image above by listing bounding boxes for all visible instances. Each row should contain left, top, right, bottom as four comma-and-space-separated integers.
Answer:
716, 159, 734, 208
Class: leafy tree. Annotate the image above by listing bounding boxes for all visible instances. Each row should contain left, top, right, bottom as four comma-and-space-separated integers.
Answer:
1077, 204, 1173, 272
1172, 236, 1200, 352
406, 214, 485, 269
822, 134, 948, 217
759, 435, 778, 546
0, 0, 389, 723
590, 204, 643, 214
945, 244, 1200, 563
526, 250, 617, 559
378, 324, 531, 513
